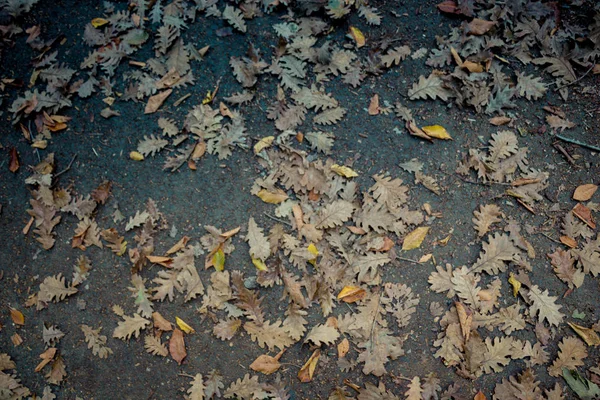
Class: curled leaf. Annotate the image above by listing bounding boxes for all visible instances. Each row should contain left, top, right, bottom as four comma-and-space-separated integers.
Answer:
421, 125, 452, 140
91, 18, 109, 28
337, 286, 366, 303
298, 349, 320, 383
568, 322, 600, 346
331, 164, 358, 178
176, 317, 195, 334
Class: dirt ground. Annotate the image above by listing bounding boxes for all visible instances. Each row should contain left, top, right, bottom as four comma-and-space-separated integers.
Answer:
1, 0, 600, 399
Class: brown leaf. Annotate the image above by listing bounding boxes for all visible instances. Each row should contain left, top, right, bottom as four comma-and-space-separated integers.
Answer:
559, 235, 577, 248
573, 203, 596, 229
489, 116, 512, 126
468, 19, 496, 35
91, 181, 112, 204
337, 286, 367, 303
166, 236, 189, 255
474, 391, 486, 400
249, 349, 284, 375
9, 147, 19, 173
406, 121, 433, 142
169, 328, 186, 365
298, 349, 320, 383
368, 94, 380, 115
573, 184, 598, 201
35, 347, 56, 372
436, 1, 460, 14
455, 301, 473, 341
10, 308, 24, 325
145, 89, 172, 114
152, 312, 172, 331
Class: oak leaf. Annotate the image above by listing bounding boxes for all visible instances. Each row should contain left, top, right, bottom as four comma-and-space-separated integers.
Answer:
144, 335, 168, 357
548, 336, 587, 377
304, 324, 340, 346
527, 285, 564, 327
113, 313, 150, 340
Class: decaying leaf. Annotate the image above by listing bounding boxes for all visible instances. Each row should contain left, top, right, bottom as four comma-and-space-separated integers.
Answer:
298, 349, 320, 383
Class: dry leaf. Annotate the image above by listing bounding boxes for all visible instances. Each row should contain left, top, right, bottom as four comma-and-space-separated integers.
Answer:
130, 151, 144, 161
406, 120, 433, 141
35, 348, 56, 372
455, 301, 472, 341
337, 286, 367, 303
249, 350, 284, 375
298, 349, 320, 383
489, 116, 512, 126
468, 19, 496, 35
421, 125, 452, 140
256, 189, 288, 204
573, 184, 597, 201
349, 26, 365, 48
331, 164, 358, 178
403, 227, 429, 250
169, 328, 186, 365
9, 147, 19, 173
474, 391, 486, 400
10, 308, 24, 325
145, 89, 172, 114
568, 322, 600, 346
573, 203, 596, 229
337, 338, 350, 358
176, 317, 195, 334
368, 94, 379, 115
253, 136, 274, 154
91, 18, 108, 28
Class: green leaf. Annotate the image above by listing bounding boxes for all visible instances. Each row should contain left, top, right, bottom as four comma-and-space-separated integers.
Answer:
562, 368, 600, 399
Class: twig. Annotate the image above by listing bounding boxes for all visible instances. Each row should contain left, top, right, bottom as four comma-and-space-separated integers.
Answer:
54, 154, 77, 178
396, 256, 421, 264
264, 213, 292, 227
369, 289, 382, 351
177, 373, 196, 379
537, 232, 562, 245
552, 143, 575, 165
555, 64, 595, 90
556, 134, 600, 152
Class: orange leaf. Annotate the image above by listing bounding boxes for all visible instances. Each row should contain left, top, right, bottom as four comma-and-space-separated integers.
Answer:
337, 338, 350, 358
474, 391, 487, 400
10, 308, 24, 325
35, 347, 56, 372
152, 312, 173, 331
573, 203, 596, 229
298, 349, 320, 383
249, 350, 284, 375
146, 255, 173, 267
220, 226, 241, 239
368, 94, 380, 115
9, 148, 19, 173
166, 236, 190, 255
559, 235, 577, 248
169, 329, 186, 365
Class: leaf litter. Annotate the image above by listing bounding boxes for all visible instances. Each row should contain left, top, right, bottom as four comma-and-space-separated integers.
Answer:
1, 0, 600, 399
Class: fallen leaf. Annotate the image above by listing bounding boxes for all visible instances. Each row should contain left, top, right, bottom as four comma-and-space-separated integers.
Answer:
307, 243, 319, 265
568, 322, 600, 346
436, 0, 460, 14
256, 189, 288, 204
349, 26, 365, 48
91, 18, 109, 28
249, 349, 284, 375
331, 164, 358, 178
489, 116, 512, 126
220, 227, 241, 239
508, 273, 521, 297
560, 236, 577, 248
176, 317, 195, 334
130, 151, 144, 161
11, 333, 23, 346
402, 227, 429, 250
474, 391, 486, 400
368, 94, 380, 115
212, 248, 225, 271
462, 60, 484, 73
35, 347, 56, 372
419, 253, 433, 263
337, 286, 367, 303
253, 136, 275, 154
10, 308, 24, 325
406, 120, 433, 141
252, 257, 268, 272
455, 301, 472, 341
347, 226, 367, 235
573, 184, 597, 201
468, 19, 496, 35
166, 236, 189, 255
169, 329, 186, 365
298, 349, 320, 383
9, 148, 19, 173
337, 338, 350, 358
422, 125, 452, 140
144, 89, 172, 114
152, 312, 172, 331
573, 203, 596, 229
146, 255, 173, 267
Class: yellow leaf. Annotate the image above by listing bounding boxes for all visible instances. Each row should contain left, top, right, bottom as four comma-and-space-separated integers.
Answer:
421, 125, 452, 140
176, 317, 195, 334
202, 90, 214, 105
349, 26, 365, 48
129, 151, 144, 161
91, 18, 109, 28
253, 136, 275, 154
10, 308, 24, 325
337, 286, 367, 303
402, 227, 429, 250
256, 189, 288, 204
568, 322, 600, 346
419, 253, 433, 263
212, 248, 225, 271
508, 273, 521, 297
252, 257, 268, 272
298, 349, 320, 383
307, 243, 318, 266
331, 164, 358, 178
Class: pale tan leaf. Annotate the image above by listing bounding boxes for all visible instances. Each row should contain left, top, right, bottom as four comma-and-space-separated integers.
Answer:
304, 324, 340, 346
527, 285, 564, 327
473, 204, 503, 237
112, 313, 150, 341
246, 217, 270, 261
548, 336, 587, 377
144, 335, 168, 357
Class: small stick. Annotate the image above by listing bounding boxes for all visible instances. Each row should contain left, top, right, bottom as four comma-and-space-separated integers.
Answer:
177, 373, 196, 379
264, 213, 292, 227
553, 143, 576, 165
396, 256, 421, 264
537, 232, 562, 245
556, 134, 600, 152
555, 64, 595, 90
54, 154, 77, 178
